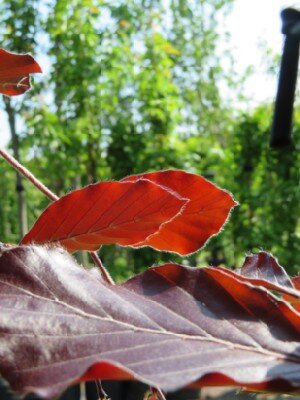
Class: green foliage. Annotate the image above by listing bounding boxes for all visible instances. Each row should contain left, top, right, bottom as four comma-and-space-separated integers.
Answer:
228, 107, 300, 274
0, 160, 19, 243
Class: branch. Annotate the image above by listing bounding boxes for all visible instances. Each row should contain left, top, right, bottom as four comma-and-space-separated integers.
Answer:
0, 147, 58, 201
95, 380, 110, 400
90, 251, 115, 285
150, 387, 167, 400
79, 382, 87, 400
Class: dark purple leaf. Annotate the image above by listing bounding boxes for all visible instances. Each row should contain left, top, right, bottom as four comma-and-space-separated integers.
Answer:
239, 251, 293, 287
0, 246, 299, 399
234, 252, 300, 299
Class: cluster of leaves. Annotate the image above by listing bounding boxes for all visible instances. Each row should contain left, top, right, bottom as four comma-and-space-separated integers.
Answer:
0, 49, 300, 400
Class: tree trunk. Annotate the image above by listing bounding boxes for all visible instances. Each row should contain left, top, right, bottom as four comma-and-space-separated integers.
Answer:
3, 97, 28, 239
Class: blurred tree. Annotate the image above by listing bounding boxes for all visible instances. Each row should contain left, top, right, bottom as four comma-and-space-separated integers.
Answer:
227, 105, 300, 274
0, 0, 38, 238
27, 0, 104, 192
0, 161, 19, 244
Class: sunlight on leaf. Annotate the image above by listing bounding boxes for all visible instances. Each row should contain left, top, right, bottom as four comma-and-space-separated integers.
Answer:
0, 48, 42, 96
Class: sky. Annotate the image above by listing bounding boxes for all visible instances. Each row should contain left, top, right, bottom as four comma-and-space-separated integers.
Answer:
224, 0, 297, 106
0, 0, 297, 148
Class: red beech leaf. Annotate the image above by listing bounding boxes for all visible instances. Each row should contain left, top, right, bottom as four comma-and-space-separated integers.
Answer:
232, 252, 300, 301
0, 246, 299, 399
284, 295, 300, 312
21, 179, 187, 252
293, 275, 300, 290
284, 275, 300, 311
122, 170, 237, 254
0, 48, 42, 96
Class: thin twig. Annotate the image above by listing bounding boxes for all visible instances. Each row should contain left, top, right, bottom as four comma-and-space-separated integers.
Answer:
150, 387, 167, 400
91, 252, 115, 285
95, 380, 110, 400
0, 147, 114, 284
0, 147, 59, 201
79, 382, 87, 400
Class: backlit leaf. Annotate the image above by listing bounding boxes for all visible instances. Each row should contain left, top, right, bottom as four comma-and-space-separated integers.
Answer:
0, 246, 299, 399
21, 179, 187, 252
0, 48, 42, 96
122, 170, 237, 254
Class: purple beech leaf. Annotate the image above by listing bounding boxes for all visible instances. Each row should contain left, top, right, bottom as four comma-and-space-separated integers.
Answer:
234, 251, 300, 299
0, 246, 299, 399
239, 251, 294, 287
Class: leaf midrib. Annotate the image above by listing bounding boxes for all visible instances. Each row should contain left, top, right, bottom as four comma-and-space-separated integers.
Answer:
0, 277, 299, 365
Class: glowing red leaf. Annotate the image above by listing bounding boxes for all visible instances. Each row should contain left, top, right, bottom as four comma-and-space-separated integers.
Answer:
122, 170, 237, 254
21, 179, 187, 252
0, 246, 299, 399
0, 48, 42, 96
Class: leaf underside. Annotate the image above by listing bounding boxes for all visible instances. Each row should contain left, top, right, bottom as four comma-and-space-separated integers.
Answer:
0, 246, 299, 399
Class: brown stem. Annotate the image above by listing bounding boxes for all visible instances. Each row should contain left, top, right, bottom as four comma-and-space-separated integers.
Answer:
150, 387, 166, 400
0, 147, 59, 202
0, 147, 114, 284
79, 382, 87, 400
95, 380, 110, 400
90, 251, 115, 285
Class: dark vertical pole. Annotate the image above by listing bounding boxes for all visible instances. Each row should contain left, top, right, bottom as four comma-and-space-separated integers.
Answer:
270, 8, 300, 148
